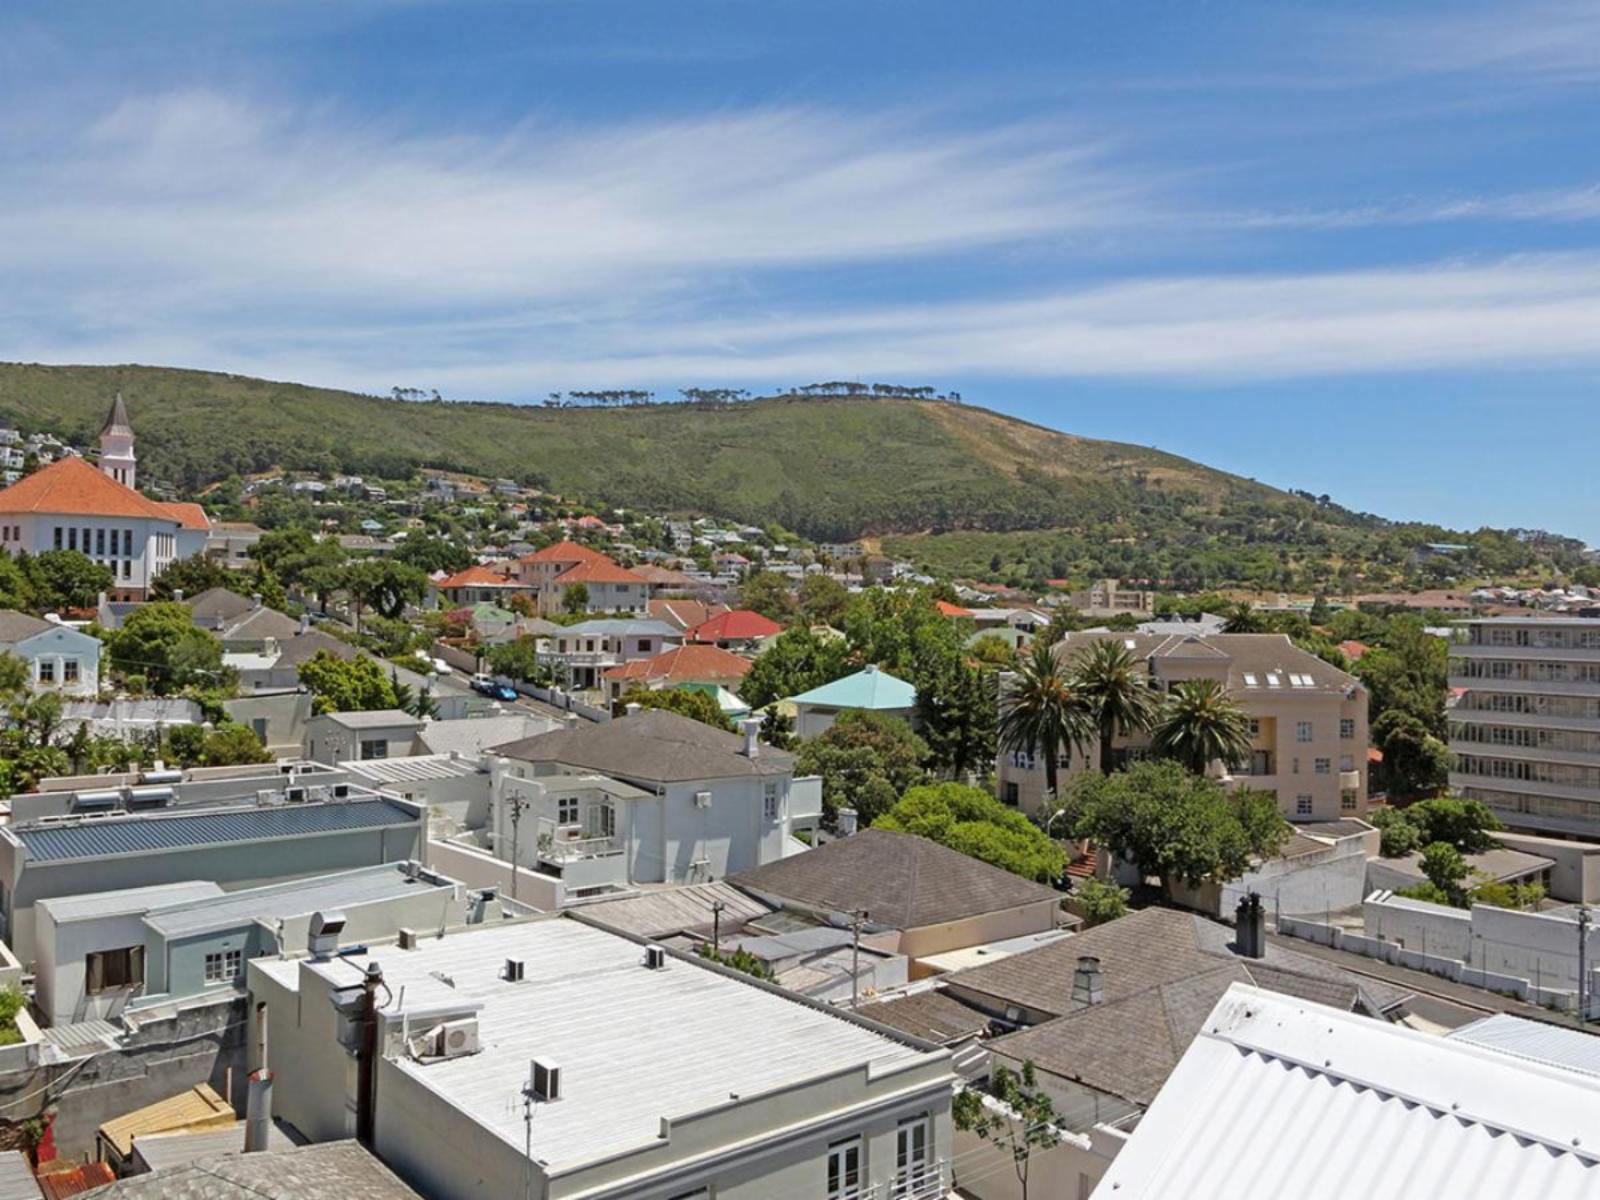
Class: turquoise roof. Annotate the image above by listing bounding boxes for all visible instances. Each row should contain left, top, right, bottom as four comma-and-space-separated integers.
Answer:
787, 665, 916, 711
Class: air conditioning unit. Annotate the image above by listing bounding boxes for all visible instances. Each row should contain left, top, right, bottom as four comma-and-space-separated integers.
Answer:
309, 785, 330, 803
285, 787, 308, 803
279, 763, 297, 776
504, 957, 526, 982
332, 783, 351, 799
398, 928, 420, 951
436, 1018, 479, 1059
644, 945, 667, 971
694, 791, 712, 809
530, 1057, 561, 1103
256, 789, 277, 806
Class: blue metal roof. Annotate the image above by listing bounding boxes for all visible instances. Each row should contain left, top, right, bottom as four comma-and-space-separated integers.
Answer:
787, 664, 917, 710
14, 800, 418, 863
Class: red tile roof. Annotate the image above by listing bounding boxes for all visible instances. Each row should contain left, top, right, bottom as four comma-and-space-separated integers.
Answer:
0, 456, 182, 521
1338, 640, 1371, 662
935, 600, 974, 618
603, 643, 753, 685
521, 539, 610, 566
687, 609, 784, 642
158, 501, 211, 530
436, 564, 521, 589
553, 558, 646, 586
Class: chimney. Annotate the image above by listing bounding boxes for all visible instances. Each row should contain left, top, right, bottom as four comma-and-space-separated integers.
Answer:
625, 701, 642, 717
1072, 955, 1104, 1006
244, 1069, 274, 1152
563, 712, 579, 729
251, 593, 263, 609
1234, 892, 1267, 959
299, 612, 310, 634
97, 591, 108, 609
174, 588, 185, 602
836, 807, 858, 837
741, 715, 763, 758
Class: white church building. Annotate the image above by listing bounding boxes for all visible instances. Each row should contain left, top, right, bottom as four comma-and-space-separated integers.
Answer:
0, 396, 209, 601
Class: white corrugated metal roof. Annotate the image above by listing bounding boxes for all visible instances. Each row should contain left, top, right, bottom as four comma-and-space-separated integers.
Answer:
36, 881, 223, 923
1095, 984, 1600, 1199
143, 865, 454, 938
343, 755, 483, 785
0, 1150, 40, 1200
280, 917, 939, 1173
1446, 1013, 1600, 1078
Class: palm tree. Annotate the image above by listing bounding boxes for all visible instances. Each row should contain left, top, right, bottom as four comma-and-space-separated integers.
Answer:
1221, 602, 1265, 634
1071, 638, 1159, 775
998, 640, 1092, 802
1151, 678, 1254, 775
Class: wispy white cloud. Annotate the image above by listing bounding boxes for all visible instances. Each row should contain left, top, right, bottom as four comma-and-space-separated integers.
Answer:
1327, 0, 1600, 84
1219, 184, 1600, 231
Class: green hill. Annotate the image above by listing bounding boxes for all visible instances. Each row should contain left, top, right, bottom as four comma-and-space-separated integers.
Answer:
0, 361, 1574, 590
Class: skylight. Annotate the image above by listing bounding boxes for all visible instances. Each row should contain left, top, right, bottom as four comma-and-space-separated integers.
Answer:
1265, 673, 1282, 687
1242, 673, 1258, 687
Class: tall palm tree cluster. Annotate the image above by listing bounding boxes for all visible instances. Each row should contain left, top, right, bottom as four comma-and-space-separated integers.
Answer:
998, 637, 1253, 804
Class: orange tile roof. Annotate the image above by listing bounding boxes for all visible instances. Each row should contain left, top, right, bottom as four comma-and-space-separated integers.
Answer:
687, 609, 784, 642
436, 564, 522, 589
650, 598, 727, 629
157, 501, 211, 530
935, 600, 974, 618
0, 456, 180, 521
602, 643, 753, 685
521, 539, 610, 566
553, 558, 646, 586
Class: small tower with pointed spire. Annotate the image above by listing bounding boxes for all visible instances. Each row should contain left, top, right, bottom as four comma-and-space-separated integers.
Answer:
99, 392, 136, 490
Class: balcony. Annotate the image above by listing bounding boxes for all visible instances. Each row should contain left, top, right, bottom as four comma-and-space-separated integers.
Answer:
1449, 676, 1600, 699
537, 833, 620, 863
1453, 643, 1600, 664
831, 1164, 949, 1200
538, 649, 622, 669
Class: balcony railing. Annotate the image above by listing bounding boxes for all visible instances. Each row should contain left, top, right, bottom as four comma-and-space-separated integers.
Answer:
829, 1165, 949, 1200
538, 834, 621, 863
538, 650, 622, 668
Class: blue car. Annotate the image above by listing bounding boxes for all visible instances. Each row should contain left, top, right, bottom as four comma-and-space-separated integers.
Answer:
494, 685, 519, 702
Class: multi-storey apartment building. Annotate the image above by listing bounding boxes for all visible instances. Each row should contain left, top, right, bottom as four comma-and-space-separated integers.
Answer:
1449, 615, 1600, 837
998, 632, 1369, 822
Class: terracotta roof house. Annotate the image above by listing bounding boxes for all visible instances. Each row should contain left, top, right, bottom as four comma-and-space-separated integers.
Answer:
685, 608, 784, 649
543, 557, 652, 616
634, 565, 705, 592
935, 600, 975, 618
429, 564, 532, 608
649, 598, 728, 630
0, 397, 208, 599
602, 642, 753, 703
730, 828, 1063, 969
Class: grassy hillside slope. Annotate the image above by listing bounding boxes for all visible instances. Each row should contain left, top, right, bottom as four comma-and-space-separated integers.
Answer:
0, 362, 1299, 542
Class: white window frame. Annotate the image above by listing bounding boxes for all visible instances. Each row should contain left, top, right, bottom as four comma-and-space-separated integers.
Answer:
1296, 721, 1314, 743
204, 948, 243, 984
557, 796, 580, 826
827, 1137, 864, 1200
764, 782, 782, 822
894, 1114, 933, 1197
1314, 758, 1331, 775
1296, 794, 1313, 816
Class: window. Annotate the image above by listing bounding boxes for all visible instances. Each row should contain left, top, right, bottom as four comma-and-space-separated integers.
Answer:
557, 796, 580, 825
1296, 795, 1313, 816
122, 559, 132, 580
37, 660, 54, 683
359, 738, 388, 760
1296, 721, 1313, 743
204, 949, 243, 984
86, 946, 145, 994
95, 528, 105, 556
53, 526, 62, 550
1314, 758, 1331, 775
67, 528, 77, 552
1341, 789, 1359, 812
251, 718, 269, 742
62, 659, 79, 684
1003, 781, 1020, 806
764, 782, 782, 821
895, 1116, 933, 1197
1247, 719, 1260, 737
827, 1139, 863, 1200
637, 639, 651, 653
1340, 754, 1354, 772
1339, 718, 1355, 740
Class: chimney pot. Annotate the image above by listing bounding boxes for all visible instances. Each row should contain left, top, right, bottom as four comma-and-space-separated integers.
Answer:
740, 715, 763, 758
244, 1069, 274, 1153
174, 588, 185, 602
1235, 892, 1267, 959
625, 701, 642, 716
836, 807, 858, 837
1072, 955, 1104, 1006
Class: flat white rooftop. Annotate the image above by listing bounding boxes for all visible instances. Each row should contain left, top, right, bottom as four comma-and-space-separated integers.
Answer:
263, 917, 936, 1173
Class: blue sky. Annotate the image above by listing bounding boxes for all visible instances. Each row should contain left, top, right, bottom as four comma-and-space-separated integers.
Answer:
4, 1, 1599, 540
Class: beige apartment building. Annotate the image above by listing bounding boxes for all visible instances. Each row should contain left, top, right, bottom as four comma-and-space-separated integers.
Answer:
1069, 578, 1157, 618
1449, 615, 1600, 838
998, 632, 1369, 822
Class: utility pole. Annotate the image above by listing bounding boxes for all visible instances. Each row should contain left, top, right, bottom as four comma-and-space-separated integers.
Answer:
711, 899, 726, 955
506, 794, 531, 902
850, 909, 870, 1010
1580, 905, 1591, 1028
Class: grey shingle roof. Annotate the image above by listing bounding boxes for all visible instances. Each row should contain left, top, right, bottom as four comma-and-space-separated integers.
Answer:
315, 709, 421, 730
858, 989, 994, 1045
493, 709, 793, 782
81, 1139, 422, 1199
576, 881, 771, 939
0, 611, 56, 643
186, 587, 255, 628
218, 606, 301, 642
12, 798, 418, 863
729, 828, 1060, 930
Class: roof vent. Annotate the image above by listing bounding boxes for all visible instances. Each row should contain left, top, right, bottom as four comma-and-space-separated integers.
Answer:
398, 928, 420, 951
1072, 955, 1104, 1006
504, 957, 526, 982
694, 791, 712, 809
308, 910, 347, 960
529, 1057, 561, 1103
644, 945, 667, 970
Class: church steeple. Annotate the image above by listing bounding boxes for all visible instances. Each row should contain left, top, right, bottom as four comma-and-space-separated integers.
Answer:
99, 392, 137, 489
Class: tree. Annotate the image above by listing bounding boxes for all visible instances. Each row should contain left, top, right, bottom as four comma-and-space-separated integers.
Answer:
151, 555, 233, 601
1151, 678, 1253, 775
967, 634, 1019, 669
107, 602, 227, 694
1419, 841, 1469, 904
795, 711, 930, 826
27, 550, 113, 610
486, 637, 548, 684
297, 650, 399, 714
394, 534, 472, 575
740, 626, 851, 708
1072, 877, 1129, 925
953, 1063, 1060, 1200
561, 581, 590, 615
1375, 794, 1500, 858
998, 640, 1091, 802
618, 686, 733, 731
1371, 710, 1450, 798
797, 573, 849, 626
915, 659, 997, 780
0, 552, 32, 611
1355, 616, 1448, 737
1070, 760, 1290, 896
1070, 638, 1159, 775
739, 571, 797, 624
876, 782, 1065, 882
1221, 602, 1265, 634
343, 559, 427, 631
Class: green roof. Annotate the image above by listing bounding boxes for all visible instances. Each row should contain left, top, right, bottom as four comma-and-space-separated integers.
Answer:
787, 665, 917, 711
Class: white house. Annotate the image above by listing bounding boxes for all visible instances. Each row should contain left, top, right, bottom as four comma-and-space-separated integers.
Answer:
0, 396, 209, 600
537, 618, 683, 691
249, 917, 956, 1200
0, 612, 101, 697
303, 710, 425, 765
487, 709, 823, 890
